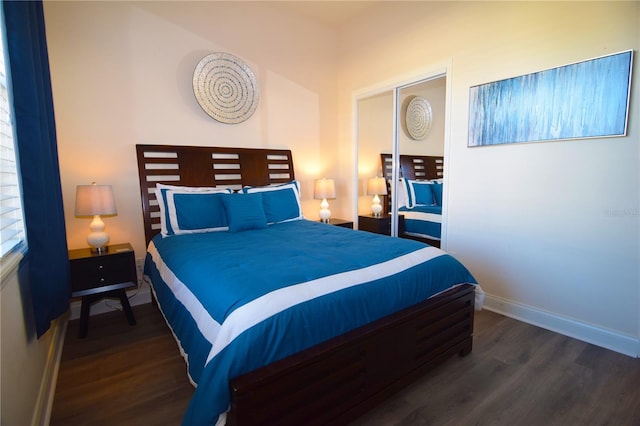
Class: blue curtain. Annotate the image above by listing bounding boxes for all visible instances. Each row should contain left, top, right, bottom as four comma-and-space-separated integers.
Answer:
3, 0, 70, 337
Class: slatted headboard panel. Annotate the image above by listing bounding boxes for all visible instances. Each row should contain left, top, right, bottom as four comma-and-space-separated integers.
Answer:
136, 144, 295, 245
399, 155, 444, 180
380, 153, 444, 213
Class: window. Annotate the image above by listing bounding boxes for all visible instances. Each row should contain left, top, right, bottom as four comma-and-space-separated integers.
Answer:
0, 14, 26, 259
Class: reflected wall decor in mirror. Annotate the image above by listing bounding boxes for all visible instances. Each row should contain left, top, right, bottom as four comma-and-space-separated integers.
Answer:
404, 96, 433, 141
355, 70, 447, 248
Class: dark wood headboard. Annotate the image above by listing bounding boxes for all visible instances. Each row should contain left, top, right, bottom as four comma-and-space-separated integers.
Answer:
380, 153, 444, 181
136, 144, 295, 245
380, 153, 444, 213
399, 155, 443, 180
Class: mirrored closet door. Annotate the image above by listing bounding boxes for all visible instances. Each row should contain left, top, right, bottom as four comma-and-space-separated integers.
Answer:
356, 72, 447, 247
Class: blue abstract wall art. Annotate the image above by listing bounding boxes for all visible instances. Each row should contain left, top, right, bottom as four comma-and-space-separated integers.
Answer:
468, 50, 633, 147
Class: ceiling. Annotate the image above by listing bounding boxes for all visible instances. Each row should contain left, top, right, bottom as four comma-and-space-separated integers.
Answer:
272, 1, 379, 29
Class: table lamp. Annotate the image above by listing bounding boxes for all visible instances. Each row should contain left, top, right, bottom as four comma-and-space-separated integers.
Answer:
313, 178, 336, 223
367, 177, 387, 217
75, 182, 117, 253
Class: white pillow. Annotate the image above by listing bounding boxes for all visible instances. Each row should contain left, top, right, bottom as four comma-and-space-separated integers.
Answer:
394, 179, 408, 208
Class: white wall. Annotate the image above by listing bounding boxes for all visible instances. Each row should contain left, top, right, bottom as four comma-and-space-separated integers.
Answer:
339, 1, 639, 356
1, 255, 66, 425
43, 1, 344, 257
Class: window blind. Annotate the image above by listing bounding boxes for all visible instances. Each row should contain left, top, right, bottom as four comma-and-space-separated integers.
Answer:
0, 20, 25, 258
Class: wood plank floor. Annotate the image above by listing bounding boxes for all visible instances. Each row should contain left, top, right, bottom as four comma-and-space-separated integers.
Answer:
51, 303, 640, 425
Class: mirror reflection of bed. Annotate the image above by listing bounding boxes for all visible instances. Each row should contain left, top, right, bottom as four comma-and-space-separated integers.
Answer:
381, 153, 444, 248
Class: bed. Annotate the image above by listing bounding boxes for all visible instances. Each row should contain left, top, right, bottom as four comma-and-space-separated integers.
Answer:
137, 144, 478, 425
381, 153, 444, 248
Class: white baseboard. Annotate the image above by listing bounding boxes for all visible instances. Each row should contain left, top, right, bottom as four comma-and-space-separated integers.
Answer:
483, 293, 640, 358
69, 283, 152, 321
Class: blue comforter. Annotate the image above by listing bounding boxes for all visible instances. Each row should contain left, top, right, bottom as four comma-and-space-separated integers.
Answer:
400, 204, 442, 240
144, 219, 475, 425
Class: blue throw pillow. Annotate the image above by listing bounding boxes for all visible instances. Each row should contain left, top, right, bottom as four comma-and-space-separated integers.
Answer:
167, 191, 229, 234
222, 193, 268, 232
243, 181, 303, 223
403, 179, 436, 208
411, 181, 435, 206
156, 184, 232, 236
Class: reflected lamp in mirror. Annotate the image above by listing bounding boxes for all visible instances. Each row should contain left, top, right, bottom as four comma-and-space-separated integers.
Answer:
313, 178, 336, 223
367, 177, 387, 217
75, 182, 117, 253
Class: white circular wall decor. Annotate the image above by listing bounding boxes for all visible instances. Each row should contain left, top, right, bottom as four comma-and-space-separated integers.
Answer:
192, 52, 259, 124
405, 96, 433, 140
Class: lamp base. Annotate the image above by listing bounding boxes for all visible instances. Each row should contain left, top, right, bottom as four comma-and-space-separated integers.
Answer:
371, 195, 383, 218
319, 199, 331, 223
87, 216, 110, 254
90, 246, 109, 254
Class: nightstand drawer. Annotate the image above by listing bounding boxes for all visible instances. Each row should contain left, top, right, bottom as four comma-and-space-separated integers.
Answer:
69, 243, 137, 296
70, 255, 135, 291
68, 243, 138, 337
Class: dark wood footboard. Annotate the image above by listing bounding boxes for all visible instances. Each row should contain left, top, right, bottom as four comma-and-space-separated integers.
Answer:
227, 283, 475, 425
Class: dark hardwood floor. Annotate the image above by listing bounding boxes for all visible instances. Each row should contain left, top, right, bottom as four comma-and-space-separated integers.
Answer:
51, 303, 640, 426
51, 303, 192, 425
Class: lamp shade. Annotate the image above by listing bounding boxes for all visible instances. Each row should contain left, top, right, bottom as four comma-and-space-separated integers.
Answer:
367, 177, 388, 196
314, 178, 336, 200
75, 183, 117, 216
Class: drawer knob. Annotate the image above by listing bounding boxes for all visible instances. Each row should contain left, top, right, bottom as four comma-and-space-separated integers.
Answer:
100, 278, 105, 283
98, 265, 104, 269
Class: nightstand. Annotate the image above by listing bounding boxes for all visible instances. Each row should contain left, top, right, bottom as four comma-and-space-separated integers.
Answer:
358, 214, 404, 235
325, 218, 354, 229
69, 243, 137, 338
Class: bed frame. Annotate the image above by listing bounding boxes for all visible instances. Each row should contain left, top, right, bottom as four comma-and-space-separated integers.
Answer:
137, 144, 474, 425
381, 153, 444, 247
